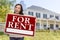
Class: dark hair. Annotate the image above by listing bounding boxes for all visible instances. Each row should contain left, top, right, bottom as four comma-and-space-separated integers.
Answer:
14, 4, 24, 15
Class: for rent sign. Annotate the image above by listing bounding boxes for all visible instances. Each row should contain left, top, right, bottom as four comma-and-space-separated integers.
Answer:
5, 14, 36, 36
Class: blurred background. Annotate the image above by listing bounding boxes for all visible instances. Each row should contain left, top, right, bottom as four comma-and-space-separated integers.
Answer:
0, 0, 60, 40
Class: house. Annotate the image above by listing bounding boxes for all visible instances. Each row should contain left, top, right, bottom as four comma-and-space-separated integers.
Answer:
24, 5, 60, 30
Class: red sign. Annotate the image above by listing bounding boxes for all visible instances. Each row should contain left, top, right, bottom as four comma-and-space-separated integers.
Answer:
5, 14, 36, 36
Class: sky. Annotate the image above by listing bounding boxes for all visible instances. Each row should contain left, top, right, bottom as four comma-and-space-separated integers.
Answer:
16, 0, 60, 14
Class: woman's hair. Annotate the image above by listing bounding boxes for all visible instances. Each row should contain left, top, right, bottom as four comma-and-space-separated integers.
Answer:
14, 4, 24, 15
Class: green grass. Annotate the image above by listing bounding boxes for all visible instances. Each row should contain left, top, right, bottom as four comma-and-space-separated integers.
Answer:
0, 32, 4, 35
0, 35, 9, 40
0, 30, 60, 40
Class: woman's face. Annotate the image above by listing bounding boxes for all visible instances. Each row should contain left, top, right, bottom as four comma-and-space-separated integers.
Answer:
14, 5, 21, 14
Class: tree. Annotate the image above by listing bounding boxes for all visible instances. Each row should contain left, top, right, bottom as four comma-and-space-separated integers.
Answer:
0, 0, 16, 22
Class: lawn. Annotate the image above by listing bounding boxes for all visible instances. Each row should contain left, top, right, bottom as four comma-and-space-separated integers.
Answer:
0, 30, 60, 40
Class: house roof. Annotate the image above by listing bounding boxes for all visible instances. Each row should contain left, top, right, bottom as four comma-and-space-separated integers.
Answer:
27, 5, 60, 15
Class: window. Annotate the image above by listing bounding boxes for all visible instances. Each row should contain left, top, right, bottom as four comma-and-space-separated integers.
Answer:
55, 16, 59, 20
50, 24, 54, 29
28, 11, 33, 16
43, 24, 47, 29
50, 15, 54, 18
56, 24, 59, 28
36, 13, 40, 18
43, 14, 47, 18
55, 24, 59, 30
36, 23, 40, 29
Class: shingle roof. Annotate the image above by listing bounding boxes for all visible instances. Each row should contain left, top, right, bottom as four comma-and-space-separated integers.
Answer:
27, 5, 46, 11
27, 5, 60, 15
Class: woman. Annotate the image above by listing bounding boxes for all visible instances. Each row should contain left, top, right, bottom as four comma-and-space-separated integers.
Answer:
9, 4, 24, 40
